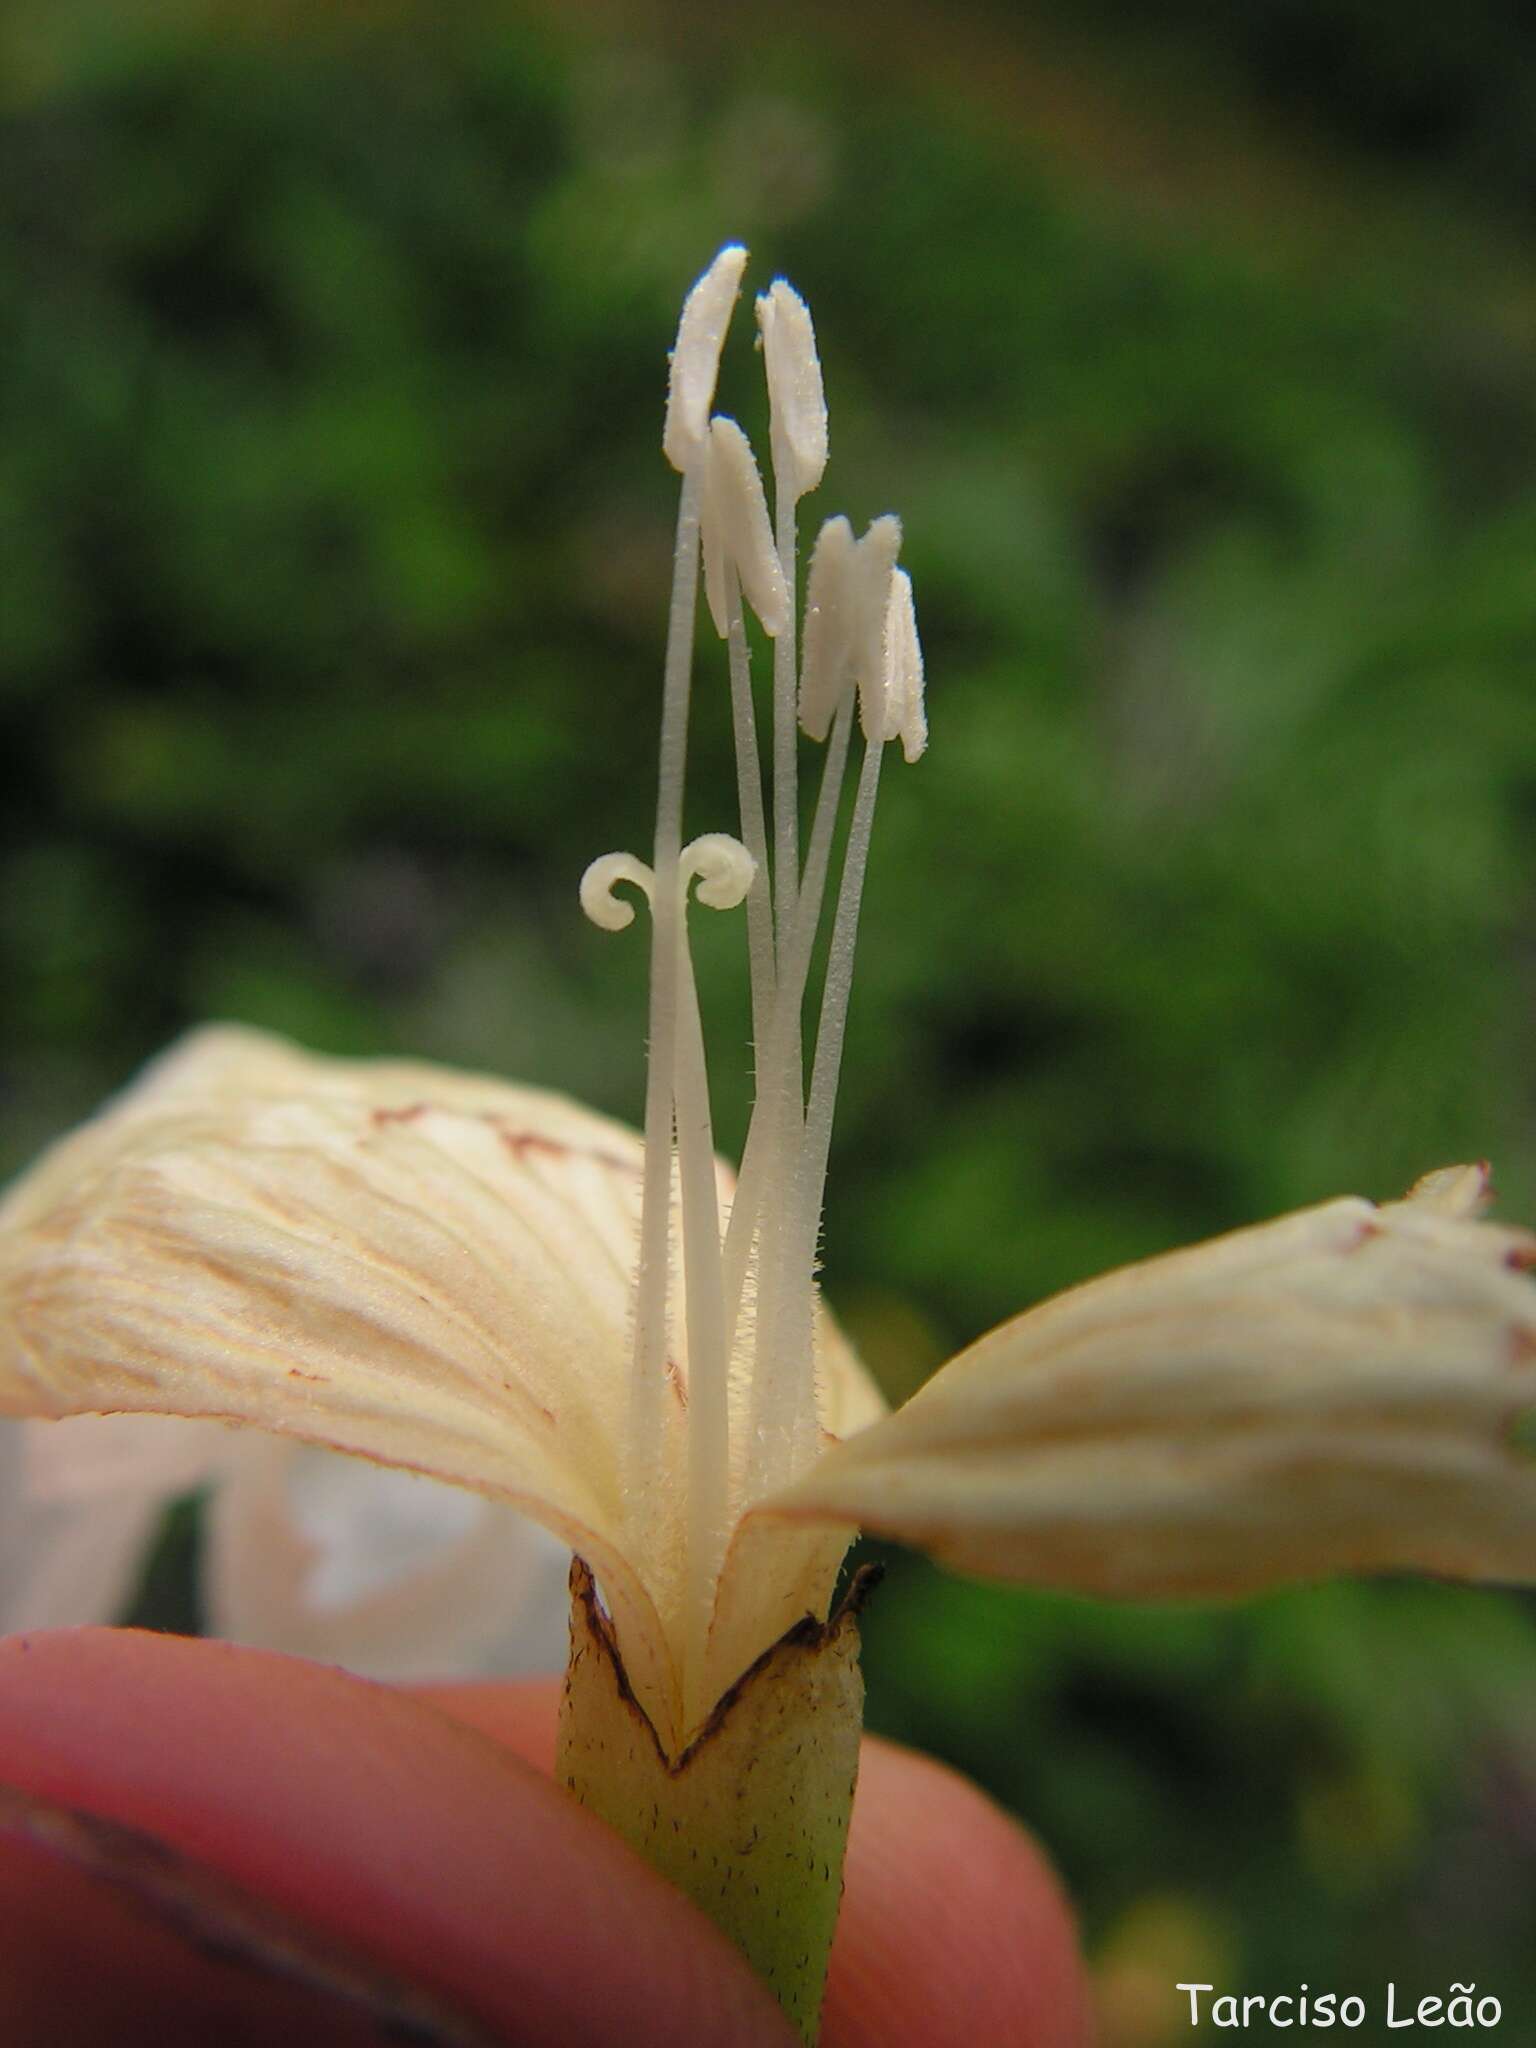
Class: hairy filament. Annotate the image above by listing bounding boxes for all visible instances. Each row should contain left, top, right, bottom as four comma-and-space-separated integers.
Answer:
672, 913, 732, 1699
770, 462, 801, 972
725, 580, 777, 1064
786, 731, 887, 1435
751, 732, 886, 1497
721, 692, 855, 1342
628, 470, 703, 1537
733, 696, 860, 1503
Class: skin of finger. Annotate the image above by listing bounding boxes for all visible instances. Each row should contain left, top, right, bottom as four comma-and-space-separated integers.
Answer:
0, 1830, 407, 2048
0, 1630, 795, 2048
416, 1679, 1094, 2048
822, 1740, 1093, 2048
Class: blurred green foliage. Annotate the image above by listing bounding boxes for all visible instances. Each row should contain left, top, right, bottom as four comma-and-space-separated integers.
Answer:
5, 5, 1536, 2037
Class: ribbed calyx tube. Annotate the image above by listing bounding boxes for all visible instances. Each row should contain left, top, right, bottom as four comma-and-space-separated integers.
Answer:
558, 1560, 877, 2044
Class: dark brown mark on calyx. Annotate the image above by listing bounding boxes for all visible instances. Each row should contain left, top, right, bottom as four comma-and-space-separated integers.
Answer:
565, 1557, 884, 1774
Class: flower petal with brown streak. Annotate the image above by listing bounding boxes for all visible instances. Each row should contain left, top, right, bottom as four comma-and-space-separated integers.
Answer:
0, 1028, 679, 1713
765, 1175, 1536, 1597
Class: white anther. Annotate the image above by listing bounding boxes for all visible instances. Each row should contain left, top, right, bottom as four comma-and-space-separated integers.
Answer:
663, 245, 749, 474
680, 832, 756, 910
798, 514, 856, 740
852, 515, 903, 744
579, 851, 655, 931
755, 281, 828, 500
884, 567, 927, 762
701, 417, 789, 639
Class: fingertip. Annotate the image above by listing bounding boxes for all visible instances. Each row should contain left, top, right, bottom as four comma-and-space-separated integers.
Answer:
0, 1826, 397, 2046
0, 1631, 793, 2048
822, 1738, 1092, 2048
407, 1674, 562, 1772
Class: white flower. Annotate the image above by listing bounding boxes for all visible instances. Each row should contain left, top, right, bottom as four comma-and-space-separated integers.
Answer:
3, 251, 1536, 1770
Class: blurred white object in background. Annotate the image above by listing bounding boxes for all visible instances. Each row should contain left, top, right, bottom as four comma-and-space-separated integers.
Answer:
0, 1413, 570, 1679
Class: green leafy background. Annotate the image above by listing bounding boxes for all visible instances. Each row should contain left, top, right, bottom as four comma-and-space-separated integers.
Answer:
5, 4, 1536, 2037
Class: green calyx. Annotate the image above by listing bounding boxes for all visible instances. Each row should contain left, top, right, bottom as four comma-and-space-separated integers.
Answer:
557, 1560, 880, 2043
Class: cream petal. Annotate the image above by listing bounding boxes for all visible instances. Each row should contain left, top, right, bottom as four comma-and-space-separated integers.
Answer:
1400, 1160, 1494, 1218
767, 1175, 1536, 1597
205, 1437, 572, 1680
0, 1025, 681, 1729
811, 1297, 887, 1450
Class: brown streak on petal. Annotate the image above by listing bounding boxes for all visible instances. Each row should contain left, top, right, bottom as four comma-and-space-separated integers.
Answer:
163, 1248, 297, 1315
496, 1128, 566, 1162
368, 1103, 427, 1127
482, 1117, 641, 1180
502, 1385, 557, 1428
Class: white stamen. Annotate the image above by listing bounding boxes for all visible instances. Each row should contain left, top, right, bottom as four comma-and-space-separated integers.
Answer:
663, 246, 749, 474
580, 851, 655, 931
586, 246, 928, 1715
744, 554, 921, 1495
791, 692, 859, 993
723, 574, 777, 1060
885, 568, 927, 763
799, 515, 857, 742
772, 729, 887, 1487
771, 551, 918, 1438
721, 692, 854, 1327
700, 418, 788, 639
851, 515, 903, 744
768, 403, 801, 1024
671, 919, 731, 1698
800, 731, 885, 1250
629, 466, 704, 1549
755, 281, 828, 501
